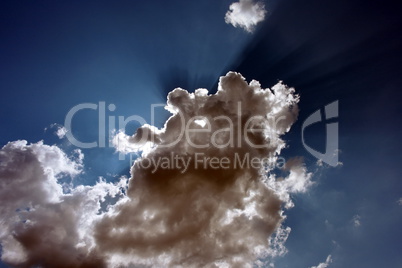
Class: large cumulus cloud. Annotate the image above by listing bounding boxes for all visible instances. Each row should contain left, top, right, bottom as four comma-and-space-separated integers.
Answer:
0, 72, 311, 267
103, 72, 311, 267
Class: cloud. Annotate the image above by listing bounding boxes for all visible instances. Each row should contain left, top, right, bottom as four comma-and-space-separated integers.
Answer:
0, 72, 312, 267
266, 158, 313, 209
352, 214, 361, 227
111, 124, 161, 156
310, 255, 333, 268
398, 198, 402, 206
56, 126, 68, 139
95, 72, 310, 267
0, 140, 126, 267
225, 0, 267, 32
316, 149, 343, 167
45, 123, 68, 139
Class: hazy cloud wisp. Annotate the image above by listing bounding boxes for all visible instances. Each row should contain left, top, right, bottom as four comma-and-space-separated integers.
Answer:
310, 255, 333, 268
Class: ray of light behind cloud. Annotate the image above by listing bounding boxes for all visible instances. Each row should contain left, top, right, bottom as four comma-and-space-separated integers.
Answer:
225, 0, 267, 32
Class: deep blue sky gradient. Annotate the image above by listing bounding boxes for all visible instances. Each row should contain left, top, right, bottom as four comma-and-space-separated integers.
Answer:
0, 0, 401, 267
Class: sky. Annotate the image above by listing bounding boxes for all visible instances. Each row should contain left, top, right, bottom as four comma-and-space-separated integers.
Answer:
0, 0, 401, 267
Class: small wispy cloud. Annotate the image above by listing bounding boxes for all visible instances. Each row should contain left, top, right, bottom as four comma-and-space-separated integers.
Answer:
225, 0, 267, 32
316, 149, 343, 167
55, 126, 67, 139
352, 214, 361, 227
397, 198, 402, 206
310, 255, 333, 268
45, 123, 68, 139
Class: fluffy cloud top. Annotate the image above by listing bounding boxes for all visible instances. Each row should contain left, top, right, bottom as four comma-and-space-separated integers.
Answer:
1, 72, 311, 267
225, 0, 267, 32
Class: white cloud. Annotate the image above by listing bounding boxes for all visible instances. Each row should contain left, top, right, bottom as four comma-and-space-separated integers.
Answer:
0, 72, 311, 267
111, 124, 161, 156
266, 157, 313, 209
398, 198, 402, 206
95, 72, 304, 267
353, 214, 361, 227
310, 255, 332, 268
45, 123, 68, 139
0, 140, 126, 267
225, 0, 267, 32
55, 126, 68, 139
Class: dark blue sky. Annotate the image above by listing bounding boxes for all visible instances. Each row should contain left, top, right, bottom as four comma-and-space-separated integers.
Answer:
231, 0, 402, 267
1, 0, 401, 267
